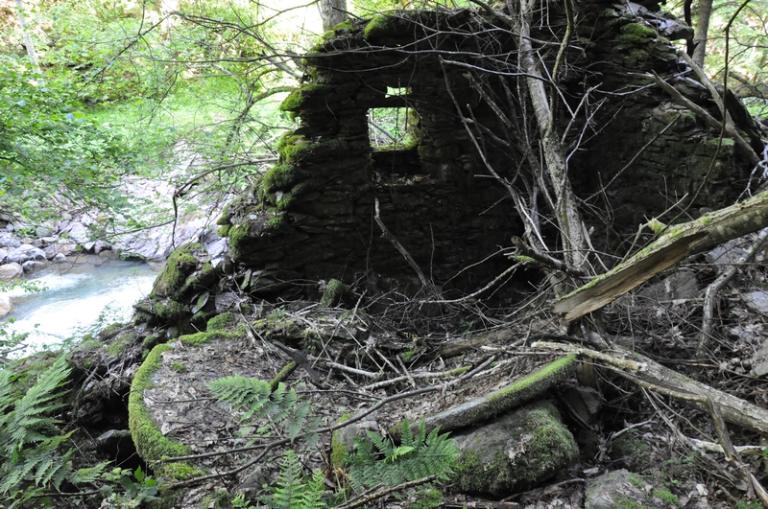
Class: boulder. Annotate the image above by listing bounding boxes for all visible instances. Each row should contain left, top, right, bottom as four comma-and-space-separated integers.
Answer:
0, 295, 11, 318
453, 401, 579, 497
584, 470, 648, 509
5, 244, 46, 264
61, 220, 93, 246
93, 240, 112, 254
0, 232, 21, 249
44, 242, 77, 260
743, 290, 768, 315
751, 341, 768, 377
0, 262, 23, 280
22, 260, 46, 274
52, 253, 67, 263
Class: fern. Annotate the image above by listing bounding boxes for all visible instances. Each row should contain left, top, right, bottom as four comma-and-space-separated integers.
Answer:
0, 355, 105, 506
209, 375, 315, 440
261, 452, 327, 509
346, 420, 459, 493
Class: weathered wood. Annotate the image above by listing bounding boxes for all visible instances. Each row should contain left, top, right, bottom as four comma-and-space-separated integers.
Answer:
534, 341, 768, 435
393, 354, 577, 436
553, 190, 768, 321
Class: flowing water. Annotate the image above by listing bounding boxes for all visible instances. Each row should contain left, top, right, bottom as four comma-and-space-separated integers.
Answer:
1, 256, 159, 355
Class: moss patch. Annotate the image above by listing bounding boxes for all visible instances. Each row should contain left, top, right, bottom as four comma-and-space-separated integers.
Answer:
619, 22, 657, 44
363, 14, 398, 42
128, 344, 202, 480
151, 243, 201, 298
330, 413, 353, 470
320, 278, 347, 306
261, 164, 298, 195
207, 312, 236, 331
453, 402, 578, 496
178, 328, 243, 347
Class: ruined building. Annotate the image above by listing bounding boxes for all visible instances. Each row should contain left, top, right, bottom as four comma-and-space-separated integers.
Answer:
71, 2, 766, 506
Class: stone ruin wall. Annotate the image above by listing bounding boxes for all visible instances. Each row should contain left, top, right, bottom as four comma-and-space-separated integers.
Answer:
216, 1, 761, 294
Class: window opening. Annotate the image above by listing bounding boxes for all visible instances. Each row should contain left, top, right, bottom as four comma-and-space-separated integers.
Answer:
385, 86, 409, 97
368, 107, 418, 149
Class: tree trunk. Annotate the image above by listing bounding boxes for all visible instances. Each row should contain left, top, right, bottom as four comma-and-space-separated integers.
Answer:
319, 0, 347, 32
692, 0, 713, 67
14, 0, 40, 71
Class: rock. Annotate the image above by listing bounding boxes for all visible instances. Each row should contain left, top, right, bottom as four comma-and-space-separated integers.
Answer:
5, 244, 46, 264
61, 220, 93, 245
0, 232, 21, 249
22, 260, 46, 274
95, 429, 136, 462
743, 291, 768, 315
53, 253, 67, 263
453, 401, 579, 497
38, 236, 59, 247
750, 341, 768, 377
638, 269, 699, 302
44, 242, 77, 260
585, 469, 648, 509
35, 225, 52, 238
0, 295, 11, 318
0, 262, 23, 280
93, 240, 112, 254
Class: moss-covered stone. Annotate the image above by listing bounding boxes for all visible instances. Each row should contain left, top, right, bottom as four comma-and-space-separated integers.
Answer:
618, 22, 657, 45
453, 401, 578, 496
104, 330, 139, 358
320, 278, 347, 306
330, 413, 353, 470
206, 312, 236, 331
178, 327, 243, 347
128, 344, 202, 480
363, 14, 398, 42
279, 84, 326, 113
261, 164, 298, 195
151, 243, 201, 298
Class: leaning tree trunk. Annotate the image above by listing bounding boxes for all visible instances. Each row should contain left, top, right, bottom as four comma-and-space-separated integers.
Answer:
14, 0, 40, 71
692, 0, 713, 67
319, 0, 347, 31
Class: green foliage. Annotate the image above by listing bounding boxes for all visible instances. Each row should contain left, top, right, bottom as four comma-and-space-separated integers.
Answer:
0, 356, 110, 507
100, 466, 161, 509
260, 451, 327, 509
345, 420, 459, 493
209, 376, 315, 441
0, 57, 129, 222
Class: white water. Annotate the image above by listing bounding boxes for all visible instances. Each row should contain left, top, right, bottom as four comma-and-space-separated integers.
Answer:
1, 256, 158, 354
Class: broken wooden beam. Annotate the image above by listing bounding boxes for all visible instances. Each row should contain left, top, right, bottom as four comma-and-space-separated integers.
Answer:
553, 190, 768, 321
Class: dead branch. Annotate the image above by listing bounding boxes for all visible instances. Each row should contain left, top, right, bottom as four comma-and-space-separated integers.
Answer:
554, 189, 768, 321
533, 341, 768, 435
653, 72, 759, 166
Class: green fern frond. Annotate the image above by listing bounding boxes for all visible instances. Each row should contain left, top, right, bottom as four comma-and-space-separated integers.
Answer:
262, 452, 327, 509
347, 421, 459, 492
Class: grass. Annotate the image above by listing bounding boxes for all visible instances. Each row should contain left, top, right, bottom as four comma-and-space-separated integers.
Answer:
83, 76, 285, 179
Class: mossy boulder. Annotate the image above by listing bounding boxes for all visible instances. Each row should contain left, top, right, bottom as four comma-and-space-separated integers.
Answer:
320, 278, 348, 306
128, 344, 202, 480
151, 243, 203, 298
618, 22, 657, 45
453, 401, 578, 497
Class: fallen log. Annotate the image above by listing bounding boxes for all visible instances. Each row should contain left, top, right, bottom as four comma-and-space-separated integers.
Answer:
553, 190, 768, 321
392, 354, 577, 436
533, 341, 768, 435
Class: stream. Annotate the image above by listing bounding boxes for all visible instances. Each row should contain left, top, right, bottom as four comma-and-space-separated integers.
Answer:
1, 256, 159, 355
